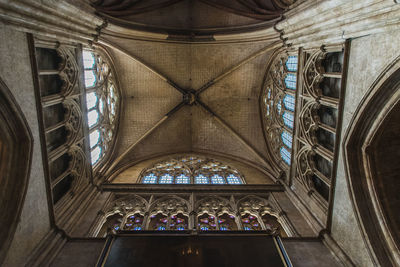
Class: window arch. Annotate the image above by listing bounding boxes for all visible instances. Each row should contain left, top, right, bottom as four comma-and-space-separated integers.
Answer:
140, 155, 245, 185
82, 50, 119, 166
261, 53, 298, 168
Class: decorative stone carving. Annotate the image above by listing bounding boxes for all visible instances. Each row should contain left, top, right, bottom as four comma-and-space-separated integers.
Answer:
57, 47, 79, 97
149, 196, 189, 216
302, 51, 325, 99
298, 100, 320, 147
108, 195, 148, 216
63, 99, 83, 145
295, 145, 315, 191
196, 196, 234, 217
96, 193, 288, 235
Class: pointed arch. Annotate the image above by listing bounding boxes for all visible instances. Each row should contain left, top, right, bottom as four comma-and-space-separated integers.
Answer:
0, 77, 33, 264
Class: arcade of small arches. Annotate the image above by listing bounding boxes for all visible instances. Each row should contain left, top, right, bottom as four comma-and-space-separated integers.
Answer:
94, 194, 289, 237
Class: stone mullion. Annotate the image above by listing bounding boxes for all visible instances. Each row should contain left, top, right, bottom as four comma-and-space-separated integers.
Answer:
142, 212, 150, 231
313, 169, 331, 187
235, 211, 244, 230
189, 193, 195, 230
317, 122, 336, 135
314, 144, 334, 161
45, 121, 67, 134
48, 136, 85, 163
51, 169, 71, 189
319, 96, 339, 108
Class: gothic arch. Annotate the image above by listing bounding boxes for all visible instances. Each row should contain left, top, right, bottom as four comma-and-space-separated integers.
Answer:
344, 57, 400, 266
0, 77, 33, 264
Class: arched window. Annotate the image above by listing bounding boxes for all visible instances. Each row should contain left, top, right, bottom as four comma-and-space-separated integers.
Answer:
123, 213, 144, 231
241, 214, 262, 231
82, 50, 119, 166
262, 53, 298, 168
140, 155, 245, 184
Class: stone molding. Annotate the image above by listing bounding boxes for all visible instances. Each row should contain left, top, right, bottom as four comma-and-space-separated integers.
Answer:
0, 77, 33, 265
0, 0, 103, 43
343, 56, 400, 266
277, 0, 400, 48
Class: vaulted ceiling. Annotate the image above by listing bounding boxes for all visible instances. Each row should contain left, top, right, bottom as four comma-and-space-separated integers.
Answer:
95, 0, 290, 181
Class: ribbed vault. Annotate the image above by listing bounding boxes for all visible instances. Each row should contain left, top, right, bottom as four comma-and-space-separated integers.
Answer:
92, 0, 293, 31
94, 2, 285, 182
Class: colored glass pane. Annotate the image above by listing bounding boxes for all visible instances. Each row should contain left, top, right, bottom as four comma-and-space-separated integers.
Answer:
283, 111, 294, 129
84, 70, 96, 87
195, 174, 209, 184
226, 174, 242, 184
175, 174, 190, 184
281, 130, 293, 149
86, 92, 98, 110
218, 213, 237, 231
241, 214, 262, 231
170, 213, 188, 230
159, 174, 173, 184
87, 110, 99, 128
285, 56, 298, 72
198, 214, 217, 231
284, 73, 297, 90
280, 147, 291, 165
124, 214, 144, 231
149, 213, 168, 231
211, 174, 225, 184
143, 173, 157, 184
83, 51, 96, 69
89, 129, 100, 149
283, 94, 295, 112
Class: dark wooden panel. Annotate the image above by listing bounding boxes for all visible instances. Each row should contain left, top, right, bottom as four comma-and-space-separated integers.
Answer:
104, 234, 285, 267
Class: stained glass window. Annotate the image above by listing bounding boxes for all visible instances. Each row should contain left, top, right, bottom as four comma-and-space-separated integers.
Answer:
211, 174, 225, 184
283, 111, 294, 129
124, 213, 144, 231
175, 174, 190, 184
280, 147, 291, 165
170, 213, 188, 231
83, 50, 119, 167
284, 73, 297, 90
198, 213, 217, 231
195, 174, 209, 184
281, 130, 293, 149
143, 173, 157, 184
89, 130, 100, 149
241, 214, 262, 231
218, 213, 238, 231
148, 213, 168, 231
140, 155, 245, 185
285, 56, 298, 72
226, 174, 241, 184
263, 53, 297, 166
277, 99, 282, 114
283, 94, 295, 112
159, 174, 173, 184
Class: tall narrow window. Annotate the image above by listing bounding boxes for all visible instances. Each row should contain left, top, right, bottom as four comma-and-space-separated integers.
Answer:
262, 53, 298, 169
83, 50, 119, 166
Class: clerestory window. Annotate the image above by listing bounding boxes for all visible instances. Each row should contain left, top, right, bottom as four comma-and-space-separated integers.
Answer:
140, 155, 245, 185
83, 50, 119, 166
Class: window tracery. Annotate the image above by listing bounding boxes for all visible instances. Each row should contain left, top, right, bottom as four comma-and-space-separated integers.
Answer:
261, 53, 298, 171
82, 50, 119, 166
140, 155, 245, 185
292, 46, 347, 210
95, 194, 291, 236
